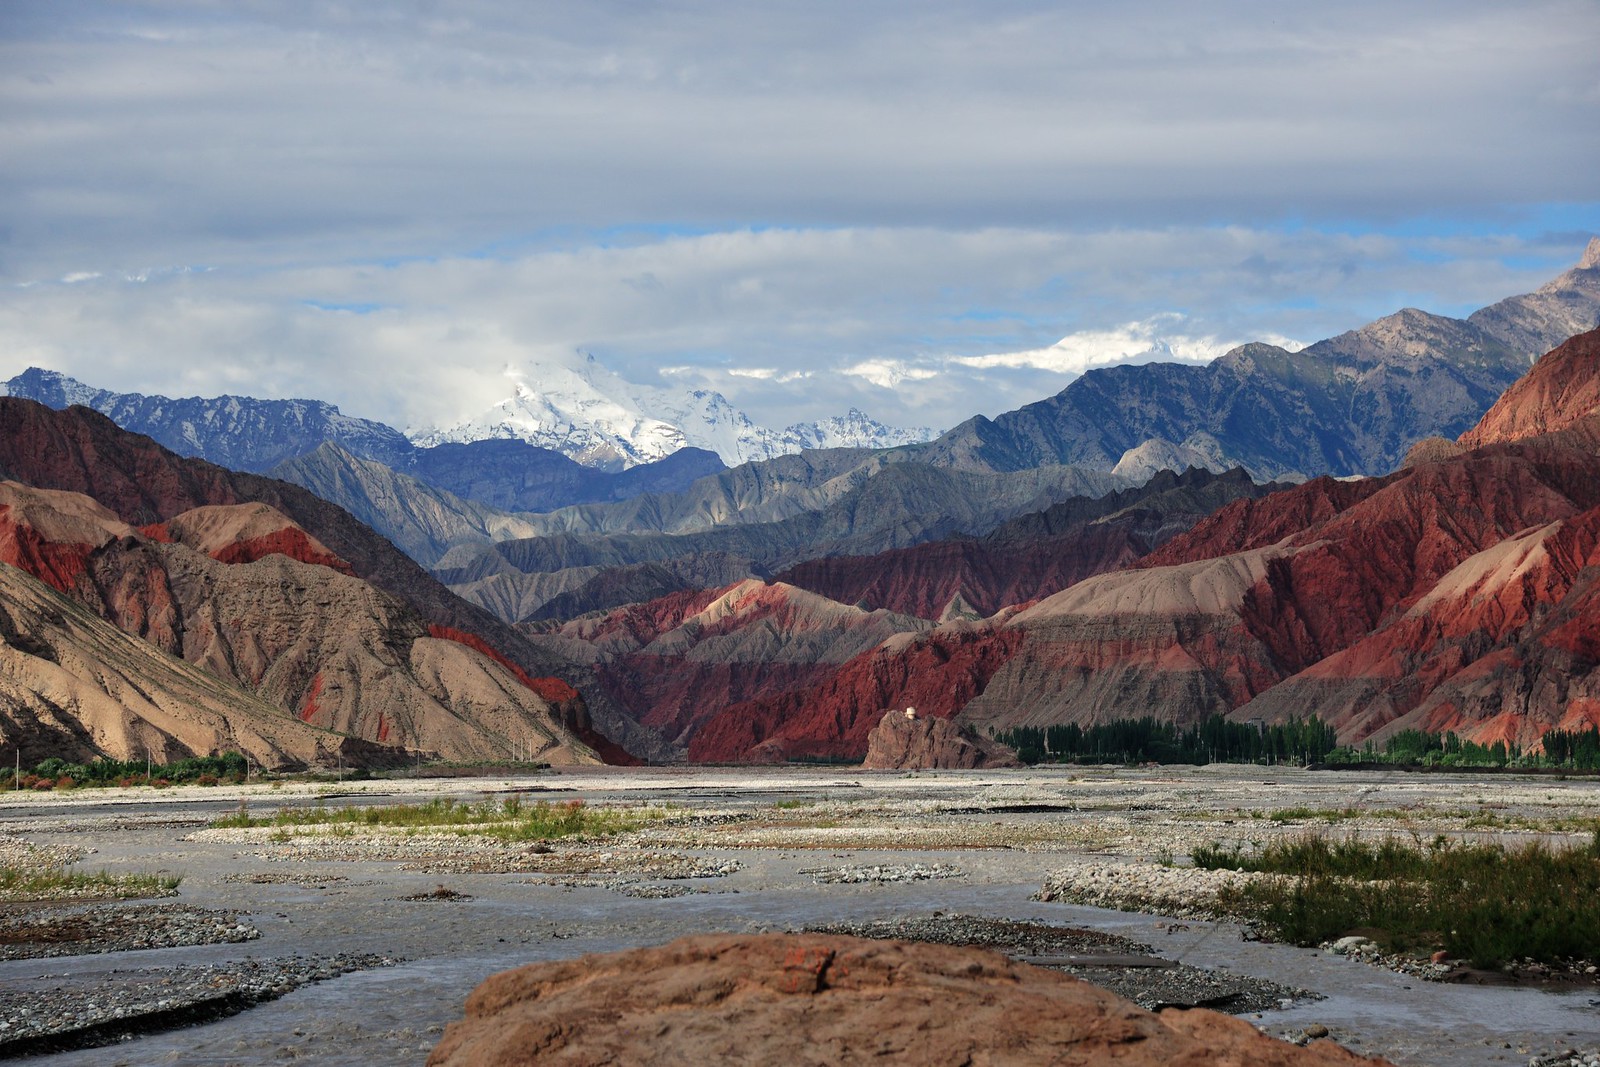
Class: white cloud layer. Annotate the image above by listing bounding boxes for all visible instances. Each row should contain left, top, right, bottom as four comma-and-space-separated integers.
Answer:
0, 2, 1596, 433
1, 225, 1590, 431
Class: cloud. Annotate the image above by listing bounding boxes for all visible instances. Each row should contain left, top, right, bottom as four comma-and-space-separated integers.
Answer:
2, 2, 1596, 284
842, 360, 942, 390
0, 2, 1595, 436
0, 224, 1588, 434
952, 317, 1305, 376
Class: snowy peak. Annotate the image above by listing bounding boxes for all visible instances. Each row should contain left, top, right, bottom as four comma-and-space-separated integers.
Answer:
414, 352, 937, 469
785, 408, 936, 452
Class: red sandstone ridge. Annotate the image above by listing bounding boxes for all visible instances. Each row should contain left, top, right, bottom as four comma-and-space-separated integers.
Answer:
143, 502, 354, 575
523, 579, 931, 756
0, 481, 133, 592
861, 708, 1022, 769
0, 397, 631, 760
427, 933, 1388, 1067
1460, 328, 1600, 449
679, 329, 1600, 758
0, 482, 604, 767
775, 522, 1146, 619
777, 466, 1279, 619
0, 398, 584, 685
686, 618, 1027, 762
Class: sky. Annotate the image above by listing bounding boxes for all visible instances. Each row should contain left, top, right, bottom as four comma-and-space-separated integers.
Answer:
2, 1, 1598, 437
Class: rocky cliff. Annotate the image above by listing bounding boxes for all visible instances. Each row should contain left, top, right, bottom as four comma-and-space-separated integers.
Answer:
861, 709, 1022, 770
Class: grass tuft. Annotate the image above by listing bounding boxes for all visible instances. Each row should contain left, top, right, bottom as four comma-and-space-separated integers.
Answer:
0, 865, 181, 901
209, 796, 662, 842
1197, 831, 1600, 967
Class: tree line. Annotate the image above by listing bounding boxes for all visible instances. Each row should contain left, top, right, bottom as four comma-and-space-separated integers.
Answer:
992, 718, 1600, 770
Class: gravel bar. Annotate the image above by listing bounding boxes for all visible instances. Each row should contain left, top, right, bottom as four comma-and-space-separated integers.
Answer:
0, 903, 259, 961
0, 953, 398, 1058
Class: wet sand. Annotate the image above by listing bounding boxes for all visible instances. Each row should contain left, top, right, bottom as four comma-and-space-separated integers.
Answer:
4, 763, 1600, 1065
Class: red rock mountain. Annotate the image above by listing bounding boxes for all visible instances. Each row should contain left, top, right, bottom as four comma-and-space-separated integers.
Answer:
0, 557, 400, 770
1459, 327, 1600, 449
0, 398, 636, 758
0, 482, 602, 766
522, 579, 931, 755
675, 328, 1600, 760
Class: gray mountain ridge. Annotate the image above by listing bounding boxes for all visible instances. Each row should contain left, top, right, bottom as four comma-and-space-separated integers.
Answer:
906, 238, 1600, 479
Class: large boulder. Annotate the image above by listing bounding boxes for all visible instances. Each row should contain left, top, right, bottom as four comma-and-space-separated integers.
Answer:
862, 708, 1023, 770
429, 933, 1388, 1066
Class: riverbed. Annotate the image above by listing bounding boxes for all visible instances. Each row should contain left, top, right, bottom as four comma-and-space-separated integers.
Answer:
4, 763, 1599, 1066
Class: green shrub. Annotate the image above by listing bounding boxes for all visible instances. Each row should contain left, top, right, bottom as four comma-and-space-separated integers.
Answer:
1203, 832, 1600, 967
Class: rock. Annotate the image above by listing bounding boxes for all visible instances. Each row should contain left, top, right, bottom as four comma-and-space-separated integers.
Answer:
1459, 328, 1600, 450
1330, 937, 1373, 956
0, 473, 605, 769
428, 933, 1389, 1067
861, 709, 1023, 770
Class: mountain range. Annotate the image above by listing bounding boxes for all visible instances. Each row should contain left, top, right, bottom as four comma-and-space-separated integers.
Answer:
662, 326, 1600, 761
2, 355, 934, 475
8, 240, 1597, 602
0, 400, 646, 765
3, 238, 1597, 769
905, 237, 1600, 480
409, 353, 937, 468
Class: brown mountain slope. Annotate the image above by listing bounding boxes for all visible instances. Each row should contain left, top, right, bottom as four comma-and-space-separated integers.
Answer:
1459, 328, 1600, 449
0, 483, 602, 766
0, 561, 390, 769
0, 398, 635, 759
0, 399, 568, 676
143, 501, 354, 574
776, 467, 1279, 618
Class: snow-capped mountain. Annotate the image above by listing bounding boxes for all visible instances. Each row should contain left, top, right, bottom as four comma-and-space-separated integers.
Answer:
412, 353, 936, 469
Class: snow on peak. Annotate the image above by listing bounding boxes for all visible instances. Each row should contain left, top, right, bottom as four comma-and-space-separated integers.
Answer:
412, 353, 937, 469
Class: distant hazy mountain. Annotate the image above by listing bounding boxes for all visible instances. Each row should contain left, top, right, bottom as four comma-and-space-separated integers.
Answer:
909, 238, 1600, 480
267, 441, 728, 568
0, 367, 414, 473
411, 352, 936, 469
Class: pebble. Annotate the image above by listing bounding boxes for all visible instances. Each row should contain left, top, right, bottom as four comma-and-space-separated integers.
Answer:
1034, 859, 1261, 919
0, 903, 261, 961
799, 862, 964, 884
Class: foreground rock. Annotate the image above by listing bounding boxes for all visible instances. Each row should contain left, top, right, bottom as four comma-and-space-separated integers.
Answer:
428, 932, 1388, 1066
861, 709, 1023, 770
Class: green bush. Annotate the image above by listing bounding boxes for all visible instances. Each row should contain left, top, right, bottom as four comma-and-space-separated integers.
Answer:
1201, 832, 1600, 967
